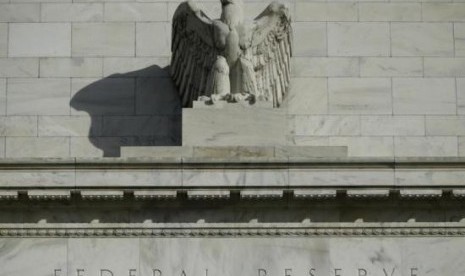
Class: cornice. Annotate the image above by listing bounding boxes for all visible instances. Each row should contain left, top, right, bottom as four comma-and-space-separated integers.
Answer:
1, 223, 465, 237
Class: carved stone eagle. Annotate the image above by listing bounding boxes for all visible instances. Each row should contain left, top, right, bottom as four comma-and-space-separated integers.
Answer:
171, 0, 293, 107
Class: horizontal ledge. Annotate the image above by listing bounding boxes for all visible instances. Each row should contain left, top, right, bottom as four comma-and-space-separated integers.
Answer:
0, 222, 465, 237
1, 188, 464, 201
2, 157, 465, 169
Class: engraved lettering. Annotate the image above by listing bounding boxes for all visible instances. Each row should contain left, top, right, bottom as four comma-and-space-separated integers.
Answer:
129, 269, 137, 276
383, 268, 395, 276
205, 269, 208, 276
410, 268, 418, 276
153, 269, 162, 276
285, 269, 292, 276
101, 269, 114, 276
181, 270, 187, 276
334, 269, 342, 276
258, 269, 267, 276
358, 269, 367, 276
54, 269, 62, 276
77, 269, 85, 276
309, 268, 316, 276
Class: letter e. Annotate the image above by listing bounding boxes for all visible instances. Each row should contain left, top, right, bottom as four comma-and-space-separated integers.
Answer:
309, 268, 316, 276
129, 269, 137, 276
285, 269, 292, 276
358, 269, 367, 276
410, 268, 418, 276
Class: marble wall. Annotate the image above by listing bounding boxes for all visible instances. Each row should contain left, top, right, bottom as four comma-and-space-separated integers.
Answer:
1, 237, 465, 276
1, 0, 465, 157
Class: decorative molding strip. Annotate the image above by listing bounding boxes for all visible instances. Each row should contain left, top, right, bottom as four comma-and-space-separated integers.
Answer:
0, 188, 454, 201
293, 189, 337, 199
400, 189, 443, 199
28, 190, 71, 200
452, 189, 465, 198
0, 191, 18, 200
80, 191, 124, 200
187, 190, 230, 200
1, 223, 465, 237
241, 190, 283, 199
134, 190, 177, 200
346, 189, 390, 199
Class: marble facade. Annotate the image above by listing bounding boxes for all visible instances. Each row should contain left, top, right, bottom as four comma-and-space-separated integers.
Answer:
2, 0, 465, 274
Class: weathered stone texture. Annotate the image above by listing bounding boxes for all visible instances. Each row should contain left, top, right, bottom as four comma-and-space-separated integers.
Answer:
41, 3, 103, 22
72, 23, 134, 56
9, 23, 71, 57
393, 78, 456, 115
7, 78, 70, 115
105, 3, 167, 22
0, 24, 6, 57
0, 0, 464, 158
328, 23, 390, 56
391, 23, 454, 56
40, 58, 103, 78
328, 78, 392, 115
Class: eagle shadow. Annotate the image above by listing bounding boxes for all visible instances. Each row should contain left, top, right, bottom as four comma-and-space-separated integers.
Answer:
70, 65, 182, 157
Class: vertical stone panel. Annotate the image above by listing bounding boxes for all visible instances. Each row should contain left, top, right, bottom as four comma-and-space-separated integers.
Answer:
455, 23, 465, 56
292, 58, 359, 77
0, 4, 40, 23
0, 24, 6, 57
1, 116, 38, 136
293, 23, 326, 57
328, 78, 392, 115
104, 3, 167, 22
359, 3, 421, 21
0, 58, 38, 78
7, 78, 71, 115
40, 58, 103, 78
287, 78, 328, 115
41, 3, 103, 22
360, 58, 423, 77
293, 115, 361, 136
456, 78, 465, 115
0, 78, 5, 116
72, 23, 135, 57
394, 137, 458, 157
422, 4, 465, 22
8, 23, 71, 57
329, 137, 394, 157
295, 3, 358, 21
393, 78, 456, 115
136, 23, 170, 57
328, 23, 390, 56
391, 23, 454, 56
5, 137, 70, 157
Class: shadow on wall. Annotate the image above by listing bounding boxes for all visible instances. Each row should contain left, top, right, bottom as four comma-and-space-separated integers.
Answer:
70, 65, 182, 157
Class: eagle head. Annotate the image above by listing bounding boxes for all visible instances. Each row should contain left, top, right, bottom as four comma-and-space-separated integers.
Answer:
220, 0, 241, 6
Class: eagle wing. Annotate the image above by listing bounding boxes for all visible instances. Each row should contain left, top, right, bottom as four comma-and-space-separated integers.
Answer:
250, 2, 292, 107
171, 1, 219, 107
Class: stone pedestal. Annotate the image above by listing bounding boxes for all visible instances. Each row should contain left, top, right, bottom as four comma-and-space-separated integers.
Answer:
183, 101, 287, 146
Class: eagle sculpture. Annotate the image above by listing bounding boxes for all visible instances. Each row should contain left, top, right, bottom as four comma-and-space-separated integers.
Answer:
171, 0, 292, 107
